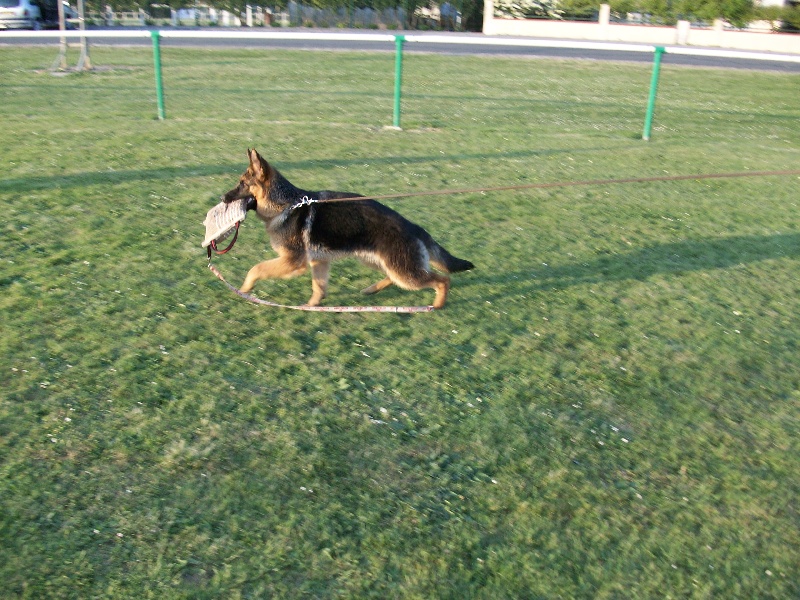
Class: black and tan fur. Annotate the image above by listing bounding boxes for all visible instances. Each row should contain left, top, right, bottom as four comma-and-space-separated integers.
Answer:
222, 149, 474, 309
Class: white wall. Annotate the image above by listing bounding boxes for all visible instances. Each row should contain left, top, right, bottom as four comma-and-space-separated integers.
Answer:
483, 1, 800, 55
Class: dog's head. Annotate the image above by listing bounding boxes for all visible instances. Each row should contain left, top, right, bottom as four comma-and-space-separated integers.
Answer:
223, 149, 271, 208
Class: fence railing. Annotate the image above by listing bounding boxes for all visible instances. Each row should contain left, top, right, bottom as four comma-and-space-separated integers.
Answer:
84, 2, 463, 30
3, 30, 800, 139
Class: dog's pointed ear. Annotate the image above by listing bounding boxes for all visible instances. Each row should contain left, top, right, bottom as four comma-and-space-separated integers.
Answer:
248, 148, 267, 180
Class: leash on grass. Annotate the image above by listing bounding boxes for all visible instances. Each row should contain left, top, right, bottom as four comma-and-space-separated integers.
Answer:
205, 168, 800, 312
207, 263, 434, 313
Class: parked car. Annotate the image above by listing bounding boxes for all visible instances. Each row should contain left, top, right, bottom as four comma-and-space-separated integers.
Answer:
0, 0, 77, 30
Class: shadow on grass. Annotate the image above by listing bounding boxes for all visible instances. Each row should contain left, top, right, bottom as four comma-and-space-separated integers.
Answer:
468, 232, 800, 298
0, 145, 620, 193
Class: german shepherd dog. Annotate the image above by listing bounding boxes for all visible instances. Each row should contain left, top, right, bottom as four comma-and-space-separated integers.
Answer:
222, 149, 474, 309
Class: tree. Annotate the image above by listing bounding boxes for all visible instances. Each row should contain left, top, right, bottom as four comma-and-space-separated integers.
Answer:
674, 0, 755, 27
558, 0, 599, 20
86, 0, 777, 31
493, 0, 562, 19
756, 3, 800, 31
604, 0, 757, 26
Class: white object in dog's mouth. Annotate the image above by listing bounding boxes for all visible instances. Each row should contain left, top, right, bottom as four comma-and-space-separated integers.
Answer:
202, 198, 249, 248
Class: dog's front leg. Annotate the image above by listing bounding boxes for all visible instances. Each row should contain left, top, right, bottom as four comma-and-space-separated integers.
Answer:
306, 260, 330, 306
240, 255, 306, 293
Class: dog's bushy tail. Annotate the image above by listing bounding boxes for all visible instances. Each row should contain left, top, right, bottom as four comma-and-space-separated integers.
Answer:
430, 243, 475, 273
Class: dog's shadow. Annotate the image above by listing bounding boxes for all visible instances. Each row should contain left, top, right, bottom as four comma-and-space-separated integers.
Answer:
466, 232, 800, 300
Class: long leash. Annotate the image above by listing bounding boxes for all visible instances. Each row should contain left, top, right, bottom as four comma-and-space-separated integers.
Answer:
207, 168, 800, 312
297, 168, 800, 205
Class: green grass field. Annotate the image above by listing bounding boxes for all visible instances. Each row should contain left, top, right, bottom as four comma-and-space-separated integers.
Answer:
1, 45, 798, 598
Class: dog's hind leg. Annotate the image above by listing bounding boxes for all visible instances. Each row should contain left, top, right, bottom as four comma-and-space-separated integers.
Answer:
361, 277, 394, 295
426, 273, 450, 309
307, 260, 331, 306
403, 272, 450, 309
240, 254, 306, 293
386, 268, 451, 309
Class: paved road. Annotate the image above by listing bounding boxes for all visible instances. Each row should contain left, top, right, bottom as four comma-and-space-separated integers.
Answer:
2, 28, 799, 73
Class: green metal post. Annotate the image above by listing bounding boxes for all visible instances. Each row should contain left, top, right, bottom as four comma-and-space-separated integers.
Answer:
642, 46, 665, 141
393, 35, 405, 129
151, 30, 166, 120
